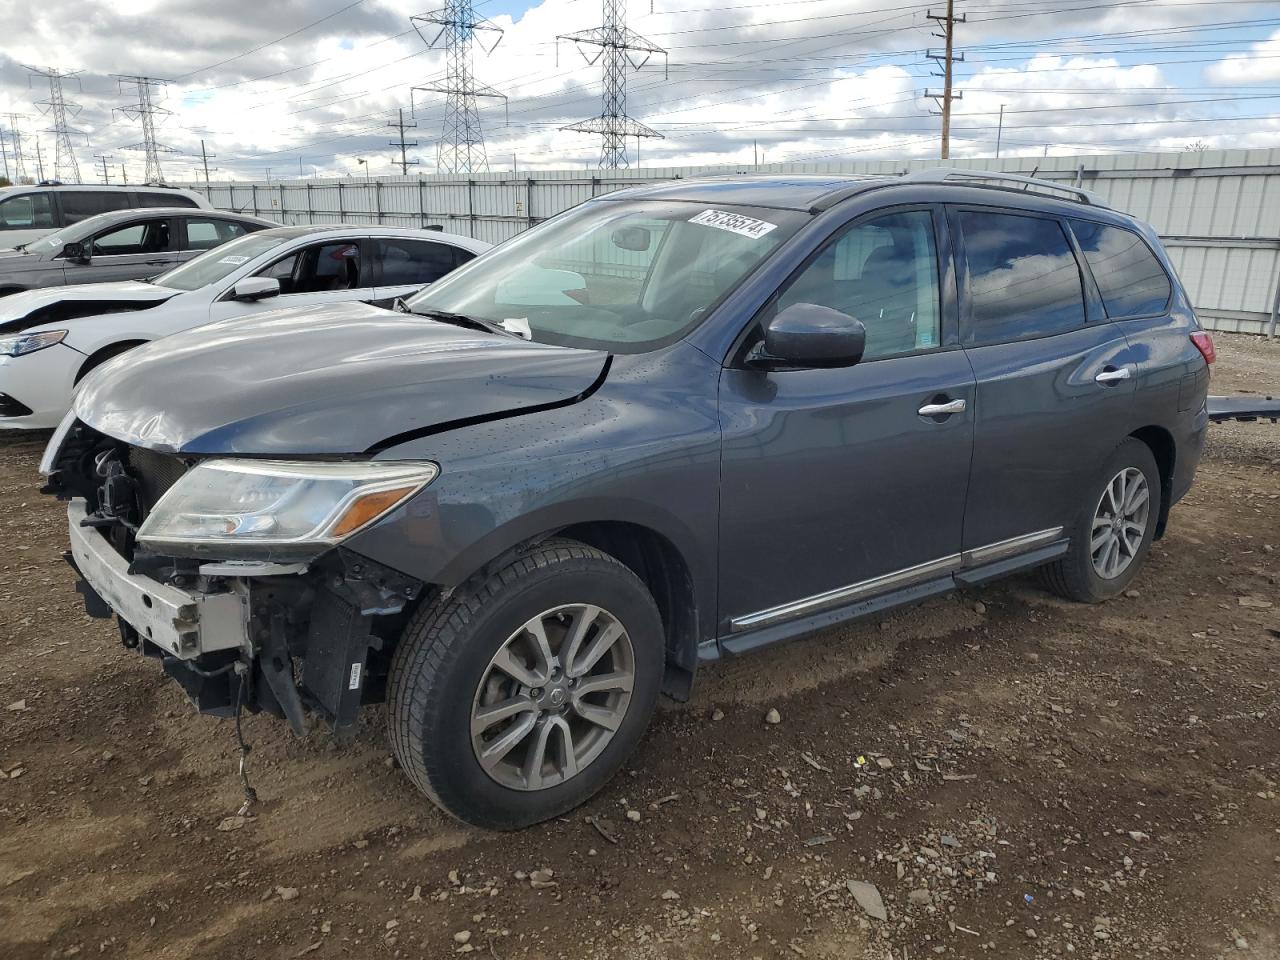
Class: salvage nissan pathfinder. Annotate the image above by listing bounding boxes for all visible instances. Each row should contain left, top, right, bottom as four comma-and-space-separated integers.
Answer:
43, 171, 1212, 829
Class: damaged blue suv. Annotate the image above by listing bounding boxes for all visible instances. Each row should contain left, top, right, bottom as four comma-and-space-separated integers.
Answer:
42, 171, 1212, 829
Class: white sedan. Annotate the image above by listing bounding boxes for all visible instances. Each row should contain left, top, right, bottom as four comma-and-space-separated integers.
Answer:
0, 225, 490, 428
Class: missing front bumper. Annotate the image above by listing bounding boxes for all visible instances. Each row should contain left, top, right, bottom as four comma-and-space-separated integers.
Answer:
66, 499, 249, 659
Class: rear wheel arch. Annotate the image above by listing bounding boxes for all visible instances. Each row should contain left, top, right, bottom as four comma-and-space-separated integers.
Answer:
75, 339, 149, 384
1129, 425, 1175, 538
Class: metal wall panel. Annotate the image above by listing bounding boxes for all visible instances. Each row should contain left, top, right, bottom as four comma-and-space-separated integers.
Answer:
188, 148, 1280, 335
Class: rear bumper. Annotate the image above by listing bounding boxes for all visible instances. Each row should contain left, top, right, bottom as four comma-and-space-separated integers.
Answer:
67, 499, 248, 659
1170, 403, 1209, 507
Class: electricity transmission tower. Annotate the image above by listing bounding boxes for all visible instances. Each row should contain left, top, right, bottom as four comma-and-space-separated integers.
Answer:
924, 0, 964, 160
387, 108, 420, 175
411, 3, 506, 174
29, 66, 86, 182
559, 0, 667, 169
7, 115, 27, 183
113, 76, 179, 184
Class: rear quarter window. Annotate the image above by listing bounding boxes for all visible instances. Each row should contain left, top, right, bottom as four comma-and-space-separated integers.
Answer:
59, 191, 132, 224
139, 192, 199, 209
957, 209, 1087, 345
1069, 219, 1172, 318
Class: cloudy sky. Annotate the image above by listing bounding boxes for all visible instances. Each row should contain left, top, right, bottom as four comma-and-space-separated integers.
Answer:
1, 0, 1278, 183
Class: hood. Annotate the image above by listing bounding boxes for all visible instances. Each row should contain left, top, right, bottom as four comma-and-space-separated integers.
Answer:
75, 300, 610, 456
0, 280, 178, 334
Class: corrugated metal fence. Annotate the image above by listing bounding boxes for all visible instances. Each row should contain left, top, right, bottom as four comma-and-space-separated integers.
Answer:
186, 148, 1280, 336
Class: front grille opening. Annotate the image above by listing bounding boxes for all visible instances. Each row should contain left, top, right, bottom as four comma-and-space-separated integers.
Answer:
127, 447, 189, 518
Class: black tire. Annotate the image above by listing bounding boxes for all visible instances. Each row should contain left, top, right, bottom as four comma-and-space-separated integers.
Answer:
1040, 437, 1162, 603
386, 538, 664, 830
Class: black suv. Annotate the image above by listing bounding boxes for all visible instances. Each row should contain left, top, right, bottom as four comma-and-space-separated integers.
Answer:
43, 171, 1212, 829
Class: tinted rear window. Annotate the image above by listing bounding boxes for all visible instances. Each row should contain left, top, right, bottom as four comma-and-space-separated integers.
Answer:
1070, 219, 1171, 318
375, 238, 464, 286
139, 191, 199, 208
60, 191, 132, 224
958, 210, 1086, 345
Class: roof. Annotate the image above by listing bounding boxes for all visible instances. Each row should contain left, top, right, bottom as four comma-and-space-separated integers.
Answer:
0, 183, 202, 195
256, 223, 488, 248
601, 169, 1111, 213
604, 175, 884, 211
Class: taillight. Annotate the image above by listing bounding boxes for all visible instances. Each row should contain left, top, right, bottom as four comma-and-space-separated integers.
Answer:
1190, 331, 1215, 365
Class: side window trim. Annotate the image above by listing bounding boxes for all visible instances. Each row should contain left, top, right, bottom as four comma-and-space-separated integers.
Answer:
730, 202, 953, 369
1065, 217, 1173, 321
946, 202, 1090, 347
1059, 216, 1108, 325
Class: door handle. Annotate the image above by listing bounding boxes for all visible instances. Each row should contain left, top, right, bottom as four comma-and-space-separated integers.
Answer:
918, 398, 967, 417
1095, 366, 1132, 384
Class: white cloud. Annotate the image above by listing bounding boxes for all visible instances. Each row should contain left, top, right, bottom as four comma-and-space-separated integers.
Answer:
1205, 29, 1280, 85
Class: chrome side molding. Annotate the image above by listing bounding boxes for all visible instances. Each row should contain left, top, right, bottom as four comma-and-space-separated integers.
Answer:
728, 527, 1065, 633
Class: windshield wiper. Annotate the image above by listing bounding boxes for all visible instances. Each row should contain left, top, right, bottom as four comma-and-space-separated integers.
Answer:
412, 308, 521, 339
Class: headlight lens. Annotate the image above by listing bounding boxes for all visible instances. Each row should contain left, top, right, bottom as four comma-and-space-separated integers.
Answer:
0, 329, 67, 357
137, 459, 438, 560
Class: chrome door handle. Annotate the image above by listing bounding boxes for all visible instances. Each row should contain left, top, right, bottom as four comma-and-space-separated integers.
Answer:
1095, 367, 1132, 384
918, 398, 966, 417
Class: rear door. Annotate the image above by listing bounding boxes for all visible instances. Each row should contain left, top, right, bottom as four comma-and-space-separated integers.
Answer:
369, 236, 476, 305
64, 216, 179, 285
717, 205, 976, 639
950, 205, 1138, 555
178, 216, 256, 264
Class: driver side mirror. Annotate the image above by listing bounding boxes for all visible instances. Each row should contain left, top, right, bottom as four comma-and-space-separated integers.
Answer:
62, 241, 91, 265
755, 302, 866, 370
231, 277, 281, 302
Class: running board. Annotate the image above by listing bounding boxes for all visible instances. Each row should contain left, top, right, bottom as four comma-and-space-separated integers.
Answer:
1207, 394, 1280, 424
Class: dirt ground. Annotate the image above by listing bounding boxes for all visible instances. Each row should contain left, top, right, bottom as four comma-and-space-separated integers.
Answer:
2, 334, 1278, 960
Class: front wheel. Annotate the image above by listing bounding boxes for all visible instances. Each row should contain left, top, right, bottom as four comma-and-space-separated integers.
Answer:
1041, 437, 1162, 603
386, 539, 664, 830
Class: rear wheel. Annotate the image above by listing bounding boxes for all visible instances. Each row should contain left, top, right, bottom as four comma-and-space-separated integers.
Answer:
1041, 437, 1161, 603
386, 539, 663, 830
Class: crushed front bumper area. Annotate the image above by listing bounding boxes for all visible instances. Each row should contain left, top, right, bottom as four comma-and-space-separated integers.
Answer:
67, 499, 249, 659
65, 496, 425, 735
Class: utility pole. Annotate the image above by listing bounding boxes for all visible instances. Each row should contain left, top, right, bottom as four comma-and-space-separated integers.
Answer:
0, 130, 8, 182
995, 103, 1005, 158
559, 0, 668, 169
120, 163, 128, 184
412, 4, 507, 174
925, 0, 964, 161
34, 140, 45, 181
199, 139, 216, 185
94, 153, 113, 184
113, 75, 178, 184
387, 108, 420, 175
28, 66, 87, 181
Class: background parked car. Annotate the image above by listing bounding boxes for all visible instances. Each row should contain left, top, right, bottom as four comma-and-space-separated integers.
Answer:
0, 208, 277, 296
0, 224, 489, 427
0, 183, 213, 251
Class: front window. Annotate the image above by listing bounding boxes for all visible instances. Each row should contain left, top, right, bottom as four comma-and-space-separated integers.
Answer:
404, 200, 809, 350
23, 210, 128, 256
151, 232, 290, 291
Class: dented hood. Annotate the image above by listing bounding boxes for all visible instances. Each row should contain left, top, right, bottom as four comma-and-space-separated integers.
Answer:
0, 280, 177, 334
75, 300, 609, 456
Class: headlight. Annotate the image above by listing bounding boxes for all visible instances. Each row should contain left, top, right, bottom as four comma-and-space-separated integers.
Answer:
0, 329, 67, 357
137, 459, 438, 561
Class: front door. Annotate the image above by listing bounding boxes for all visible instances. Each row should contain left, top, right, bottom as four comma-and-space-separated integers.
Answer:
717, 207, 975, 639
208, 238, 375, 323
948, 206, 1138, 552
68, 217, 179, 284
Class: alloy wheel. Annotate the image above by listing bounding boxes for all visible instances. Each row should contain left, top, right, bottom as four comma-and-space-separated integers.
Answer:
1090, 466, 1151, 579
470, 603, 635, 791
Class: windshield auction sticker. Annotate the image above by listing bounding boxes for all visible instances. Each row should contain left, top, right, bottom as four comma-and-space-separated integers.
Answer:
689, 209, 778, 240
217, 255, 250, 265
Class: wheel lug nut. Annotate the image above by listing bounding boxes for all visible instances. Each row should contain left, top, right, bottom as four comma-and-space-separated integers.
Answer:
532, 687, 543, 698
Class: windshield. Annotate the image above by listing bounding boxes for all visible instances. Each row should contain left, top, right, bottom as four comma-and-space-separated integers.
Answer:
152, 232, 290, 291
404, 199, 808, 350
